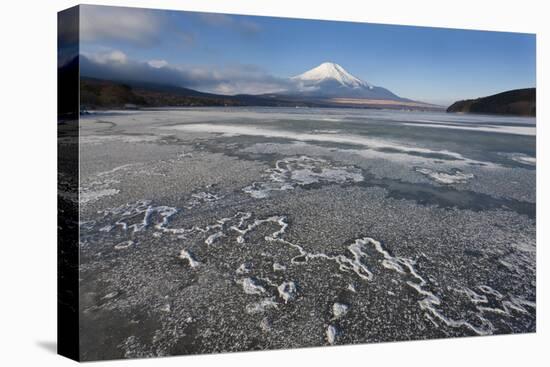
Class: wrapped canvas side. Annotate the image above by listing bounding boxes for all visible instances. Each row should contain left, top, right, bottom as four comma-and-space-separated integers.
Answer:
57, 5, 80, 362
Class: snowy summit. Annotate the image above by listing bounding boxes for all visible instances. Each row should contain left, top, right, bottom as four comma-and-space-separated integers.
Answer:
292, 62, 373, 90
288, 62, 405, 101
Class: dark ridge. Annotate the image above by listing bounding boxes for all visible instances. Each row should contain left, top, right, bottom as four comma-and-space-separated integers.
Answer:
447, 88, 536, 117
78, 76, 443, 111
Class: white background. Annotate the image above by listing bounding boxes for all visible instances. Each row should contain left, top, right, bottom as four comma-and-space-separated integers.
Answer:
0, 0, 547, 365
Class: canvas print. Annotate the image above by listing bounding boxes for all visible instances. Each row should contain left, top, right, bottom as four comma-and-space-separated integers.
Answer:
58, 4, 536, 361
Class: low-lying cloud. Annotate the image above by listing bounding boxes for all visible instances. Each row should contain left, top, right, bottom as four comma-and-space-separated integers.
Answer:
79, 50, 295, 95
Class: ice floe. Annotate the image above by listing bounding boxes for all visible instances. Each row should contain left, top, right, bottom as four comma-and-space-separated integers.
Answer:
79, 164, 143, 206
169, 123, 485, 161
80, 134, 160, 145
99, 200, 179, 233
102, 291, 118, 300
332, 303, 349, 319
402, 122, 535, 136
204, 231, 224, 245
114, 240, 135, 250
178, 249, 201, 268
191, 191, 221, 201
415, 167, 474, 184
326, 325, 338, 345
245, 297, 278, 314
499, 152, 536, 166
243, 156, 363, 198
240, 277, 266, 295
277, 281, 297, 303
455, 285, 536, 319
236, 263, 251, 275
80, 188, 120, 205
273, 263, 287, 272
188, 191, 223, 207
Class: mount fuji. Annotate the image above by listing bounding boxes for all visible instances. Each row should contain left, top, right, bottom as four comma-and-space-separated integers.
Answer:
78, 54, 442, 109
287, 62, 407, 101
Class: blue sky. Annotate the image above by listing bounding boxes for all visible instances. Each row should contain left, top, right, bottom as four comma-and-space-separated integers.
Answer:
79, 5, 536, 105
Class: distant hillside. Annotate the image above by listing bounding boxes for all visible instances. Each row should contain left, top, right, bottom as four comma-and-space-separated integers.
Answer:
80, 78, 244, 108
447, 88, 535, 117
79, 76, 442, 111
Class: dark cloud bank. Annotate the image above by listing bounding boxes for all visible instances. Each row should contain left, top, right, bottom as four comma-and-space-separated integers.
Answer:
79, 52, 295, 96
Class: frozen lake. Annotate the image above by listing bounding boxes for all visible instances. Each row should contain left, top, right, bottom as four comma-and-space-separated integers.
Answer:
75, 107, 536, 359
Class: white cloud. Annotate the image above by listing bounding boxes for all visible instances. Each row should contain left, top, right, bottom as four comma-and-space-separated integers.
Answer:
147, 59, 168, 68
81, 51, 296, 95
84, 50, 128, 64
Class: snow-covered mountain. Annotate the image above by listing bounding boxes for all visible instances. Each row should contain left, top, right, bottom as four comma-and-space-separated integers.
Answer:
288, 62, 406, 101
292, 62, 373, 89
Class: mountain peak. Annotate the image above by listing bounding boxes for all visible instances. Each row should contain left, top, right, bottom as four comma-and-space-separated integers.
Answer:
319, 61, 342, 69
292, 62, 372, 89
287, 62, 405, 101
